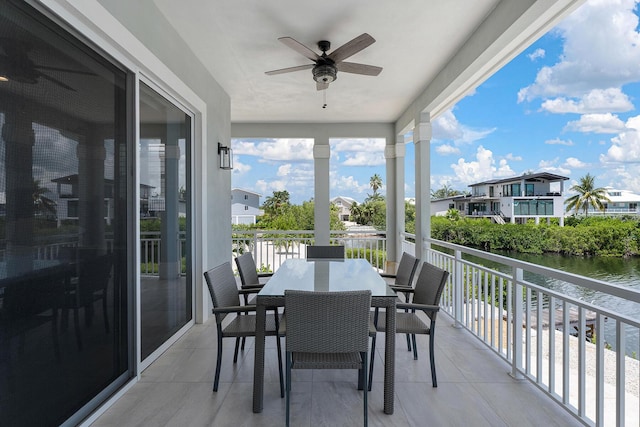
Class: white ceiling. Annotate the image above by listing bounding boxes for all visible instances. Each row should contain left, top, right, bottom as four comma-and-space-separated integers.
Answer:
152, 0, 583, 127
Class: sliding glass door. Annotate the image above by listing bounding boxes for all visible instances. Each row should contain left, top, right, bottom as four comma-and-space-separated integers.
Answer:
139, 82, 192, 360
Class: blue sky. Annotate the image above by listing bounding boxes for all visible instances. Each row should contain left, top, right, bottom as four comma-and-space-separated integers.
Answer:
232, 0, 640, 205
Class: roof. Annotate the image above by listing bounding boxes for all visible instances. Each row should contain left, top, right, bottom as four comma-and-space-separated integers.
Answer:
231, 188, 262, 197
469, 172, 570, 187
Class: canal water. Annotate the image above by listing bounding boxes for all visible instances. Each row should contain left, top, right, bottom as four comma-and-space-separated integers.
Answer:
488, 250, 640, 357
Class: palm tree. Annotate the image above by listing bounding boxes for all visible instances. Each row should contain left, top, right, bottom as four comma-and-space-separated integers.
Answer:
565, 173, 610, 216
369, 174, 382, 197
32, 179, 57, 219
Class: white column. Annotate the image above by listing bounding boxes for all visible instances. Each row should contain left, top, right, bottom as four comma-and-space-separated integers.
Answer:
384, 136, 405, 273
314, 141, 330, 245
413, 115, 431, 261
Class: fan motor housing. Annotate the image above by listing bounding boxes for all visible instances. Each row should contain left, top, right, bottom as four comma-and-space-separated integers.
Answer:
313, 63, 337, 83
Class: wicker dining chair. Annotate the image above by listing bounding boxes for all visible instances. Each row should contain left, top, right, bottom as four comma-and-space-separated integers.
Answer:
305, 245, 345, 259
378, 252, 419, 351
283, 289, 372, 427
235, 252, 272, 291
369, 262, 449, 390
203, 262, 284, 396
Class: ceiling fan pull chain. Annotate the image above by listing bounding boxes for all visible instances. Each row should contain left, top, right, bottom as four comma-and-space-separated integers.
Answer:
322, 90, 327, 109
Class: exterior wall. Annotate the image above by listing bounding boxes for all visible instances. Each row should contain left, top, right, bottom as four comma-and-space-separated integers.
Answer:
331, 196, 355, 221
232, 189, 260, 209
231, 203, 262, 224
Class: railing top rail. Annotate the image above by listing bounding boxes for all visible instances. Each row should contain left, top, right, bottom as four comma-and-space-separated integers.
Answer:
430, 238, 640, 304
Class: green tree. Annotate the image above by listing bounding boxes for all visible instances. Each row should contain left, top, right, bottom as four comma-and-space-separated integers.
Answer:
565, 173, 610, 216
261, 190, 291, 216
431, 184, 464, 199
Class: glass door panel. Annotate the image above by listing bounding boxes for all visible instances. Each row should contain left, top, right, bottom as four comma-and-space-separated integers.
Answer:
139, 83, 192, 360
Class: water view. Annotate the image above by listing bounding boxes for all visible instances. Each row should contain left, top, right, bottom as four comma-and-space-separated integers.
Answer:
491, 250, 640, 357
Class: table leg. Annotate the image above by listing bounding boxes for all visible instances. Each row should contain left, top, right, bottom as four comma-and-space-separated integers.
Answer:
384, 300, 396, 414
253, 301, 266, 413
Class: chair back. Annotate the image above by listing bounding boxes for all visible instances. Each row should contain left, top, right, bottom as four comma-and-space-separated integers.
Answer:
284, 290, 371, 354
394, 252, 419, 287
235, 252, 260, 288
412, 263, 449, 320
78, 254, 113, 302
306, 245, 345, 259
204, 262, 241, 322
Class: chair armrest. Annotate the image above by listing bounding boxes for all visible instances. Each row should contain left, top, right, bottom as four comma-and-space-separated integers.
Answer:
257, 272, 273, 278
396, 302, 440, 313
390, 285, 413, 293
239, 287, 262, 295
379, 273, 396, 278
212, 305, 256, 314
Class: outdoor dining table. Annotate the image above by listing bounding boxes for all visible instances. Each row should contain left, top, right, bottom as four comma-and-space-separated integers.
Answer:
252, 258, 398, 414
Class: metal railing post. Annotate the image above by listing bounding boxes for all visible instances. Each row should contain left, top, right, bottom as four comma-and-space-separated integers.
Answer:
510, 266, 524, 379
453, 249, 463, 328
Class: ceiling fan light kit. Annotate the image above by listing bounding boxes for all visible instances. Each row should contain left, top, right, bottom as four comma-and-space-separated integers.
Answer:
265, 33, 382, 92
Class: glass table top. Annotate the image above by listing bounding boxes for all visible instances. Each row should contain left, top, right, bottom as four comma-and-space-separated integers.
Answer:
258, 258, 397, 297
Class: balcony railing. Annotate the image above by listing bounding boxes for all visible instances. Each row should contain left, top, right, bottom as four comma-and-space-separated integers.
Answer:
416, 235, 640, 427
231, 229, 387, 272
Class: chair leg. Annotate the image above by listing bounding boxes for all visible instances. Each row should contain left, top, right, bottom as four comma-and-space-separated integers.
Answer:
233, 337, 241, 363
214, 333, 223, 391
412, 334, 418, 360
429, 329, 437, 387
102, 291, 109, 333
406, 333, 412, 351
285, 353, 292, 427
275, 331, 284, 397
362, 351, 368, 427
368, 334, 376, 391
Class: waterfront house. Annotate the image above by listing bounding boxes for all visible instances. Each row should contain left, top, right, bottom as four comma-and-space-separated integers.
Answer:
586, 186, 640, 216
331, 195, 357, 221
3, 2, 622, 427
231, 188, 263, 225
468, 172, 569, 225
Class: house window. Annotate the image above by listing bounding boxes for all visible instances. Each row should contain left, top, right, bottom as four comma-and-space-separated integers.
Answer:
244, 194, 248, 200
244, 205, 248, 210
525, 184, 534, 196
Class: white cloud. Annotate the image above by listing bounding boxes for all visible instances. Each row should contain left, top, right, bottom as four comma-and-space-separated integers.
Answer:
564, 113, 626, 133
537, 158, 571, 175
231, 156, 252, 174
450, 146, 515, 185
331, 138, 385, 152
545, 138, 574, 146
233, 138, 314, 161
528, 48, 545, 61
330, 174, 370, 197
432, 109, 495, 144
504, 153, 522, 161
435, 144, 461, 155
540, 88, 633, 113
564, 157, 588, 168
518, 0, 640, 102
341, 151, 385, 166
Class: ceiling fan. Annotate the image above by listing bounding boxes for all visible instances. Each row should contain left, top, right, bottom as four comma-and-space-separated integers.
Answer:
265, 33, 382, 91
0, 38, 96, 91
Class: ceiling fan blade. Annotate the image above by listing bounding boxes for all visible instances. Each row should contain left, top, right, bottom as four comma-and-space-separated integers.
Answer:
278, 37, 320, 62
316, 81, 329, 91
265, 64, 314, 76
36, 65, 97, 76
39, 73, 76, 91
327, 33, 375, 63
337, 62, 382, 76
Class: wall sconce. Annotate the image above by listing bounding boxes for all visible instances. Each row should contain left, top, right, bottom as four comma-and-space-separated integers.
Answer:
218, 142, 233, 170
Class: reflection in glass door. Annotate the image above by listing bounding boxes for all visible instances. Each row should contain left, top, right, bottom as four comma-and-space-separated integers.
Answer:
139, 82, 192, 360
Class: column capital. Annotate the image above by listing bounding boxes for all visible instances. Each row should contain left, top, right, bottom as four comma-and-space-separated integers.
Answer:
384, 143, 405, 159
414, 121, 432, 142
313, 144, 330, 159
